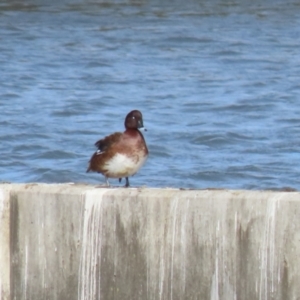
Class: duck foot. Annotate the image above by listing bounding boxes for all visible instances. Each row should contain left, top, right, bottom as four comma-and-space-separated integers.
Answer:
118, 177, 129, 187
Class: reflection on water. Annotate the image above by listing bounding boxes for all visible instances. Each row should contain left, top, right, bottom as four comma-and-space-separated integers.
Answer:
1, 0, 300, 189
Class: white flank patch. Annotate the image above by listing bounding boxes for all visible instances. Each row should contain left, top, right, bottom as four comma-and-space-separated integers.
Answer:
104, 153, 147, 178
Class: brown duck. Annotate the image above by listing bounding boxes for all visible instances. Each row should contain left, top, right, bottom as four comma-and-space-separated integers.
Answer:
87, 110, 148, 187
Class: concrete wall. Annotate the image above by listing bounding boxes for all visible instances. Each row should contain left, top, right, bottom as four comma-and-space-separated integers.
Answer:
1, 183, 300, 300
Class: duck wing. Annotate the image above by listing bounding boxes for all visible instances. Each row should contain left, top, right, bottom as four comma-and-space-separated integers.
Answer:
95, 132, 123, 152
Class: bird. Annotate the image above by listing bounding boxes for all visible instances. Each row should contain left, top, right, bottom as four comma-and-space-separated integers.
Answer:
87, 110, 148, 187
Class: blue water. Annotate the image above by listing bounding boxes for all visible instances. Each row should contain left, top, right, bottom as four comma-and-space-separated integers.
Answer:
1, 0, 300, 189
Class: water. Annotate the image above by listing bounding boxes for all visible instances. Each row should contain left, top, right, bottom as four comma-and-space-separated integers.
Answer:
1, 0, 300, 189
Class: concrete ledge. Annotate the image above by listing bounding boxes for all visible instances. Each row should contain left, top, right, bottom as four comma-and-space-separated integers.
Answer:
1, 183, 300, 299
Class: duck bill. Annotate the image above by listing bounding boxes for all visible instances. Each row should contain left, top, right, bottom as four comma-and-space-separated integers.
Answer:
137, 120, 147, 131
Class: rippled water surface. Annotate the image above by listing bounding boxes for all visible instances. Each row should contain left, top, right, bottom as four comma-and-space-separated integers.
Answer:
1, 0, 300, 189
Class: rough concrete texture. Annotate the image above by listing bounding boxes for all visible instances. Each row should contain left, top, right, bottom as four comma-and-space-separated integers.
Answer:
0, 185, 11, 300
1, 183, 300, 300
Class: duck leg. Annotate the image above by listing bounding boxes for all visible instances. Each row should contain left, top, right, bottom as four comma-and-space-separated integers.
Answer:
125, 177, 130, 187
119, 178, 122, 183
105, 177, 110, 187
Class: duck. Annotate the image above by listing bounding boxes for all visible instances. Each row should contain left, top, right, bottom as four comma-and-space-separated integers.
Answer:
87, 110, 148, 187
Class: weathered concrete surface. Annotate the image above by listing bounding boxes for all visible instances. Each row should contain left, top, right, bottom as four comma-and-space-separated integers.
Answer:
0, 185, 12, 300
1, 183, 300, 300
